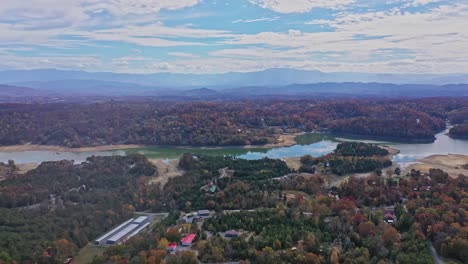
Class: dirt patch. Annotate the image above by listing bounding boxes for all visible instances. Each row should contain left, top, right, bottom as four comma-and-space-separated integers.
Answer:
16, 163, 39, 174
381, 146, 400, 156
148, 158, 184, 187
284, 157, 302, 171
244, 133, 302, 149
404, 154, 468, 177
0, 144, 143, 153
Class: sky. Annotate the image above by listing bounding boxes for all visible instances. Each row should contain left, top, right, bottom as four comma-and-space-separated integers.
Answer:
0, 0, 467, 74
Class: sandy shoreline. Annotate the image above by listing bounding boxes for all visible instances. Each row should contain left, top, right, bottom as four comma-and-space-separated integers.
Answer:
0, 144, 145, 153
0, 132, 300, 153
404, 154, 468, 177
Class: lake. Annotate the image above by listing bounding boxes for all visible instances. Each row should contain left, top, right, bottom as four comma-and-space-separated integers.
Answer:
1, 128, 467, 165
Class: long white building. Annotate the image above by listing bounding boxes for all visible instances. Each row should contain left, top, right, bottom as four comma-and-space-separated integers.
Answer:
107, 224, 139, 244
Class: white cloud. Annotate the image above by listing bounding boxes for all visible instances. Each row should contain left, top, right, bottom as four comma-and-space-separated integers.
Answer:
84, 0, 201, 16
232, 17, 280, 23
168, 52, 200, 58
222, 3, 468, 73
248, 0, 355, 13
0, 0, 201, 28
78, 23, 232, 47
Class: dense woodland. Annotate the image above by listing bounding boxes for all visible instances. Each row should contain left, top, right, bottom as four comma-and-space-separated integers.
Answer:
1, 97, 467, 147
0, 155, 158, 263
92, 151, 466, 264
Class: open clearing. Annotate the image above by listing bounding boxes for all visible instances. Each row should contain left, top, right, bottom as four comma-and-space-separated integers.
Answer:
149, 158, 184, 187
405, 154, 468, 177
73, 244, 106, 264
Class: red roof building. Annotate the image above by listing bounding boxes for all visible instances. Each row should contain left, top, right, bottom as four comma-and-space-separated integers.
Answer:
181, 234, 196, 246
167, 242, 177, 252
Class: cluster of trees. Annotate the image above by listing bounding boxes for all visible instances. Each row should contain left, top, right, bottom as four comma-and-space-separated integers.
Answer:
0, 160, 16, 180
328, 157, 392, 176
449, 124, 468, 139
298, 143, 392, 176
200, 207, 433, 264
1, 97, 466, 148
334, 142, 389, 157
152, 154, 290, 212
0, 154, 159, 263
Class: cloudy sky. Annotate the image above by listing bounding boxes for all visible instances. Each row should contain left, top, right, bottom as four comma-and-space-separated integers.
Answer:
1, 0, 467, 74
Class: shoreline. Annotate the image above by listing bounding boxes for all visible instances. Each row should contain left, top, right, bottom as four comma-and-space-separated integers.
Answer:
403, 154, 468, 177
0, 133, 301, 153
0, 144, 144, 153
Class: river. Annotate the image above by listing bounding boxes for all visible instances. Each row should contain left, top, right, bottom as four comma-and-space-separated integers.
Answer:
1, 128, 467, 165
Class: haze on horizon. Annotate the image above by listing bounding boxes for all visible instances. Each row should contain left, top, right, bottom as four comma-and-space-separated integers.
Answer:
1, 0, 468, 75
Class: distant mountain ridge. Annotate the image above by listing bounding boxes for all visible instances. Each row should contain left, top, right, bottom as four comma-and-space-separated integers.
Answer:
1, 68, 468, 89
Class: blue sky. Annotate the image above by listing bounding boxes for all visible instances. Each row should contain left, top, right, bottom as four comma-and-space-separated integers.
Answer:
0, 0, 467, 74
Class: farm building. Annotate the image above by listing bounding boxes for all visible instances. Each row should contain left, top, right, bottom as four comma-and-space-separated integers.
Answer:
133, 216, 148, 224
94, 219, 134, 244
107, 224, 139, 244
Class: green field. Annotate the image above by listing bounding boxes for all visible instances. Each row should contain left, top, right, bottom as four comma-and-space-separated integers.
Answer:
73, 244, 106, 264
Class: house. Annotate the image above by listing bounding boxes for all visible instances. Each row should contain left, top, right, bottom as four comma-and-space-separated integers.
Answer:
198, 209, 210, 217
209, 185, 217, 193
167, 243, 177, 252
224, 230, 241, 238
181, 234, 196, 247
384, 212, 396, 225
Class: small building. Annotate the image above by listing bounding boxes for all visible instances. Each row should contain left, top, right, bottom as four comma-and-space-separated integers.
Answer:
181, 234, 196, 247
209, 185, 217, 193
198, 210, 210, 217
384, 213, 396, 225
224, 230, 241, 238
167, 243, 177, 252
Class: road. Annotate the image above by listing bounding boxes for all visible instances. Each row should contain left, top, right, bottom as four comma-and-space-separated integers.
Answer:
429, 243, 444, 264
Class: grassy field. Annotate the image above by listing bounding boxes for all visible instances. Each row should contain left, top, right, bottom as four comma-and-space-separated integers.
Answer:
73, 244, 106, 264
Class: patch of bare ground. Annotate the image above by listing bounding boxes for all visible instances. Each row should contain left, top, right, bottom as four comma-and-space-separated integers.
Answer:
404, 154, 468, 177
244, 133, 302, 149
284, 157, 302, 171
16, 163, 39, 174
148, 158, 184, 187
382, 146, 400, 156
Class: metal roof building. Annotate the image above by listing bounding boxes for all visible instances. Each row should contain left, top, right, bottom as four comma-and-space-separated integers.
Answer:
133, 216, 148, 224
127, 222, 150, 240
197, 210, 210, 217
107, 224, 139, 244
94, 219, 133, 244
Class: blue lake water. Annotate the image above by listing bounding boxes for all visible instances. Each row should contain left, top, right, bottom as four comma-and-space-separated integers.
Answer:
1, 128, 467, 165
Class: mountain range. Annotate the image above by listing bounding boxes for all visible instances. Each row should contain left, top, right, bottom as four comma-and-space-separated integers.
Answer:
2, 68, 468, 89
1, 68, 468, 100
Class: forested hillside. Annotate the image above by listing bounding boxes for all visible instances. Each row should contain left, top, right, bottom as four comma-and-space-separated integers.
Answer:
0, 155, 157, 262
449, 124, 468, 139
0, 97, 465, 148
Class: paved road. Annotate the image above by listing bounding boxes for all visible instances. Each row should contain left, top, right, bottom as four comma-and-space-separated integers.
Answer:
429, 243, 444, 264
